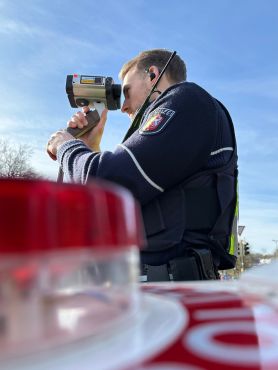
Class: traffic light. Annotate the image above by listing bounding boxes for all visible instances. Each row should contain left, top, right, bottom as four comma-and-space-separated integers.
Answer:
243, 242, 250, 255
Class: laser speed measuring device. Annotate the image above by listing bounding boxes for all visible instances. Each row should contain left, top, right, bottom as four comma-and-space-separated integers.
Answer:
65, 74, 121, 138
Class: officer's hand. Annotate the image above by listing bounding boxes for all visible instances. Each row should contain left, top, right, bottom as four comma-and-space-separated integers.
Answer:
46, 130, 74, 161
67, 106, 108, 152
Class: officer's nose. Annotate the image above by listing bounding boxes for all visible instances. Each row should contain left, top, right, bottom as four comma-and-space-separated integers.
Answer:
121, 99, 129, 114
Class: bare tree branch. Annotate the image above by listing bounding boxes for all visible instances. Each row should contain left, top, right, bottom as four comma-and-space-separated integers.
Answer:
0, 139, 40, 178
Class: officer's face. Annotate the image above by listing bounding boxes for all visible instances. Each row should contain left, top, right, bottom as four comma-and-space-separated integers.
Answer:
121, 67, 151, 121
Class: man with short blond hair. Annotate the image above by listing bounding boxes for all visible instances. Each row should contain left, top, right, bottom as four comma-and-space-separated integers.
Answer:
119, 49, 186, 83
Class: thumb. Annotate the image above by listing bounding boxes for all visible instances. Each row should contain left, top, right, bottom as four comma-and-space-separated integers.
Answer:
99, 109, 108, 129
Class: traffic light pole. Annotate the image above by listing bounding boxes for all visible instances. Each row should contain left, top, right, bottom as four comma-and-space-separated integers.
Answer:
239, 240, 244, 273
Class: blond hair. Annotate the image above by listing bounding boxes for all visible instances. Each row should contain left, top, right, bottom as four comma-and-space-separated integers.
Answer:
119, 49, 186, 83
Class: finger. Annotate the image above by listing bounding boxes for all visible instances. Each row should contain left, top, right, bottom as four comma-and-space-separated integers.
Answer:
76, 111, 88, 126
72, 116, 85, 129
76, 111, 87, 120
67, 119, 77, 128
82, 106, 90, 114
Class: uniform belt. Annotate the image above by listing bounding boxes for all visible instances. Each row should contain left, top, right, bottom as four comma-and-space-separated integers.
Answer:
140, 264, 173, 282
140, 247, 219, 282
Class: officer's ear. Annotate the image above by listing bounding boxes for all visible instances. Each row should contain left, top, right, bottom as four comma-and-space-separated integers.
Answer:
146, 66, 160, 83
149, 71, 156, 81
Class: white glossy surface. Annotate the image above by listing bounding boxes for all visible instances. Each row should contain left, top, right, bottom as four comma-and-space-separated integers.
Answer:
3, 292, 187, 370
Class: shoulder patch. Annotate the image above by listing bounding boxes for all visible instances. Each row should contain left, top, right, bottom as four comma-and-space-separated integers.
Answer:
139, 108, 175, 135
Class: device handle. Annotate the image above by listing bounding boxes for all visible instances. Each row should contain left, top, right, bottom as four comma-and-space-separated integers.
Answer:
66, 109, 100, 139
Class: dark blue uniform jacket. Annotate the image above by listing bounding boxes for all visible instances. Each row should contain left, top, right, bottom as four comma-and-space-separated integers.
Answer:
58, 82, 238, 269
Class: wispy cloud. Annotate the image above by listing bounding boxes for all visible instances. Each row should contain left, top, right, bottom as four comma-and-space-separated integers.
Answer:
0, 19, 37, 36
213, 77, 278, 100
0, 19, 103, 76
237, 126, 278, 157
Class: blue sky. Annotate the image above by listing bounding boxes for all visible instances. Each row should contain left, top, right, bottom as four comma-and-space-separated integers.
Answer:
0, 0, 277, 253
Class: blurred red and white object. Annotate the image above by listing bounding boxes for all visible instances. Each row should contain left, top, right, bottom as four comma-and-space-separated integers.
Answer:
0, 178, 144, 360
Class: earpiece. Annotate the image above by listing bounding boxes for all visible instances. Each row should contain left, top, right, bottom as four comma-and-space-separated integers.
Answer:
149, 72, 156, 81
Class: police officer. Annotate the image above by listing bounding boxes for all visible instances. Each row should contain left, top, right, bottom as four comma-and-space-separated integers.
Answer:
47, 49, 238, 282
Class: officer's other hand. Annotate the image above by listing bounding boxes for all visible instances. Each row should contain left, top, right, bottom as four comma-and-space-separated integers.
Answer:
46, 130, 74, 161
67, 106, 108, 152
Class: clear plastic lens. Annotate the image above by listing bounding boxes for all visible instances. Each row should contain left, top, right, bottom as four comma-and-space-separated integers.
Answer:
0, 247, 140, 359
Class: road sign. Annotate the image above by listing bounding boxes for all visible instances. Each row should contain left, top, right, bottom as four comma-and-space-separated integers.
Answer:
238, 225, 245, 236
